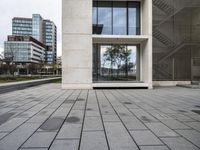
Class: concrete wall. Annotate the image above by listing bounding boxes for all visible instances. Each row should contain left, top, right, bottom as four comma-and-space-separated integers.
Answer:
62, 0, 93, 89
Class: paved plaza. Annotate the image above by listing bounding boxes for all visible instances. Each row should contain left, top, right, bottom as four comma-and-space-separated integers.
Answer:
0, 84, 200, 150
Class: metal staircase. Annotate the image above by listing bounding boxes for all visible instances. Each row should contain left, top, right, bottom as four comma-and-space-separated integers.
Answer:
153, 0, 174, 15
153, 64, 172, 79
153, 29, 175, 48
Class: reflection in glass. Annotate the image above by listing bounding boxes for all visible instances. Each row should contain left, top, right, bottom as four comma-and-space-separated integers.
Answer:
97, 2, 112, 34
93, 44, 139, 82
128, 2, 140, 35
113, 2, 127, 35
92, 1, 140, 35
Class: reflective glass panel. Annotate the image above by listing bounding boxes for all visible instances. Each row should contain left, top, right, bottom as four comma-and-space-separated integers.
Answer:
93, 44, 140, 82
113, 2, 127, 35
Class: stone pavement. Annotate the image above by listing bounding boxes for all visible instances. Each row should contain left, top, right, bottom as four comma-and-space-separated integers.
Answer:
0, 84, 200, 150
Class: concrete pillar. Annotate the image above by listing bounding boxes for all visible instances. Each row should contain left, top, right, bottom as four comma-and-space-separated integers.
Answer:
62, 0, 93, 89
141, 0, 153, 89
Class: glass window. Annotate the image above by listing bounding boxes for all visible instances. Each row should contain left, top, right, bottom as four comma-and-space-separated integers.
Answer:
93, 44, 140, 82
128, 2, 140, 35
113, 2, 127, 35
93, 1, 140, 35
93, 1, 97, 25
97, 2, 112, 34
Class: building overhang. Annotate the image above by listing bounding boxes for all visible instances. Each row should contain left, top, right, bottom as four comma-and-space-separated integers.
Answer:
92, 35, 149, 44
92, 82, 149, 89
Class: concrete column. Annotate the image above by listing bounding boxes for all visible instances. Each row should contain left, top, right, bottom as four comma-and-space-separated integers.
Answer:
141, 0, 153, 89
62, 0, 93, 89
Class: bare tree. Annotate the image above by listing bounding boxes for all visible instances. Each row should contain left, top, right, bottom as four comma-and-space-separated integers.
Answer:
4, 44, 15, 75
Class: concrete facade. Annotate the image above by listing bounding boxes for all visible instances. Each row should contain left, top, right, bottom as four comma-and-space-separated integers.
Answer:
62, 0, 153, 89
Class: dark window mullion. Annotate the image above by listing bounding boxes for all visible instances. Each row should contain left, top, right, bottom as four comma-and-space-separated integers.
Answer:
111, 1, 113, 35
127, 2, 129, 35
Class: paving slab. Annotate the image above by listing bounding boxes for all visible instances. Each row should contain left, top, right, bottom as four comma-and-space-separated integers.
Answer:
161, 137, 200, 150
175, 129, 200, 147
130, 130, 163, 146
21, 132, 57, 148
57, 123, 82, 139
0, 84, 200, 150
140, 146, 170, 150
145, 122, 179, 137
80, 131, 108, 150
49, 139, 79, 150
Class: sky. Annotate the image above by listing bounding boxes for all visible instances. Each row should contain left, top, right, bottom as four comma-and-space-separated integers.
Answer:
0, 0, 62, 57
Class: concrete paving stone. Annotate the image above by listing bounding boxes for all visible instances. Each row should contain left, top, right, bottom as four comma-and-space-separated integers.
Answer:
130, 130, 163, 146
101, 108, 116, 115
175, 129, 200, 147
86, 103, 99, 110
0, 85, 200, 150
22, 132, 57, 148
83, 116, 103, 131
27, 116, 49, 123
161, 137, 200, 150
17, 111, 38, 118
139, 146, 170, 150
0, 112, 16, 125
0, 132, 8, 140
168, 113, 195, 122
85, 109, 100, 117
129, 109, 159, 123
39, 117, 65, 132
37, 109, 55, 116
0, 117, 28, 132
80, 131, 108, 150
72, 102, 86, 110
102, 115, 120, 122
184, 122, 200, 131
0, 123, 41, 150
158, 108, 179, 114
104, 122, 139, 150
19, 148, 47, 150
49, 139, 79, 150
50, 107, 71, 117
57, 123, 82, 139
187, 115, 200, 121
66, 110, 84, 124
145, 122, 179, 137
160, 119, 191, 130
121, 117, 147, 130
149, 112, 173, 120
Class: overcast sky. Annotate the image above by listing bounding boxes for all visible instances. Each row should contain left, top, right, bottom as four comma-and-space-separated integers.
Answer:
0, 0, 62, 57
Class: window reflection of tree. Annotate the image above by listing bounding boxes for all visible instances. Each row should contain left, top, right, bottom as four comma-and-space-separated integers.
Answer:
102, 45, 133, 80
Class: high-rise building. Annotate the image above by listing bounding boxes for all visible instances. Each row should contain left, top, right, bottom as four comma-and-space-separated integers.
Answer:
62, 0, 200, 89
11, 14, 57, 64
43, 20, 57, 64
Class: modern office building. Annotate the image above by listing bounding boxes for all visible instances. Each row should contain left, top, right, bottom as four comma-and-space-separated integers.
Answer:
4, 35, 45, 64
12, 14, 57, 64
63, 0, 152, 89
43, 20, 57, 64
62, 0, 200, 89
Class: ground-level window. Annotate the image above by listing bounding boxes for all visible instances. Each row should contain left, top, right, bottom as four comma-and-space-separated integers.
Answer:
93, 44, 140, 82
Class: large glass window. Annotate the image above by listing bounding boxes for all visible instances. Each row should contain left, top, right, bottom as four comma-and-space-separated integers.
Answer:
93, 1, 140, 35
93, 44, 140, 82
113, 2, 127, 35
97, 2, 112, 34
128, 2, 140, 35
